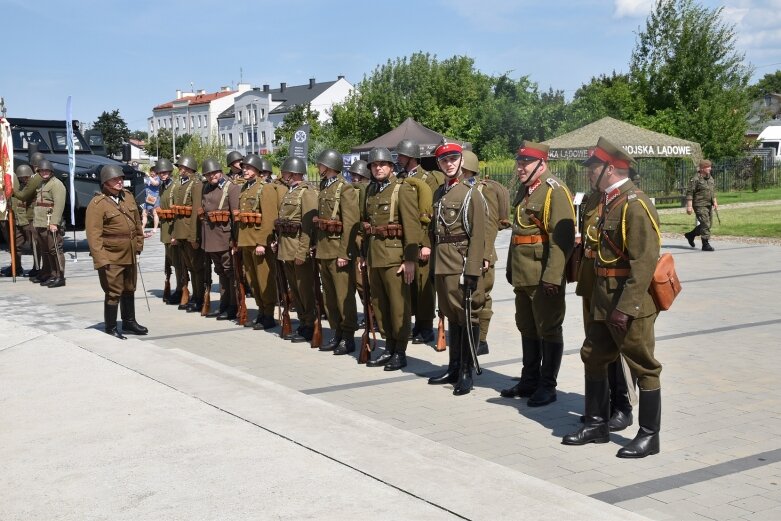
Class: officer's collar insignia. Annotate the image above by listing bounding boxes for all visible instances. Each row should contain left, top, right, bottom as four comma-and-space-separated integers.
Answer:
527, 179, 542, 195
605, 188, 621, 205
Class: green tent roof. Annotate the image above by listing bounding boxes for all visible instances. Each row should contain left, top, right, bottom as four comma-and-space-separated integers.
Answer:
542, 117, 702, 163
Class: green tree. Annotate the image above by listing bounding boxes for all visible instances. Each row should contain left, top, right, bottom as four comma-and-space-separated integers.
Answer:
129, 130, 148, 141
144, 129, 192, 161
561, 73, 643, 132
475, 75, 540, 160
92, 109, 130, 157
270, 103, 324, 166
747, 70, 781, 99
630, 0, 752, 158
180, 135, 226, 171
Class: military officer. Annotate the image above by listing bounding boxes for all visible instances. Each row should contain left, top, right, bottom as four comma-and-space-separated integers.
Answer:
427, 142, 487, 395
461, 149, 510, 355
501, 141, 575, 407
11, 157, 45, 279
275, 156, 318, 343
19, 159, 67, 287
684, 159, 717, 251
395, 138, 444, 344
238, 154, 279, 330
226, 151, 245, 184
314, 149, 359, 355
85, 164, 147, 339
562, 137, 662, 459
170, 155, 203, 312
362, 147, 424, 370
200, 158, 241, 320
12, 165, 38, 276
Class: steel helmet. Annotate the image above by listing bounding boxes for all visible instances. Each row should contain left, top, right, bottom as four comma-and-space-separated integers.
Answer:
201, 158, 222, 175
241, 154, 264, 173
37, 159, 54, 172
100, 164, 125, 185
316, 149, 343, 172
281, 156, 307, 175
258, 156, 273, 173
154, 158, 174, 173
367, 147, 393, 166
396, 139, 420, 159
29, 152, 45, 168
175, 155, 198, 172
461, 150, 480, 174
15, 164, 34, 178
226, 151, 243, 166
348, 160, 369, 179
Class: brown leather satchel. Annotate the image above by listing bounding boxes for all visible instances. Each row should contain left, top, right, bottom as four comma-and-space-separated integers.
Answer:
649, 253, 681, 311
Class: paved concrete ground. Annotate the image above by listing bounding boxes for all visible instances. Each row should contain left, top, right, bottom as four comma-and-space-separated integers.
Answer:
1, 223, 780, 520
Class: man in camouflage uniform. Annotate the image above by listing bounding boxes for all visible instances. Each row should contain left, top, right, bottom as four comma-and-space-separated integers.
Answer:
362, 147, 424, 370
501, 141, 575, 407
200, 158, 240, 320
314, 149, 359, 355
395, 138, 443, 344
563, 137, 662, 459
14, 159, 67, 287
170, 155, 203, 311
85, 165, 147, 339
427, 142, 487, 396
238, 154, 279, 330
460, 149, 510, 355
275, 156, 318, 343
684, 159, 718, 252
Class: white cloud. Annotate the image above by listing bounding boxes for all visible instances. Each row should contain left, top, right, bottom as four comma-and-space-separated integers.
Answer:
614, 0, 653, 18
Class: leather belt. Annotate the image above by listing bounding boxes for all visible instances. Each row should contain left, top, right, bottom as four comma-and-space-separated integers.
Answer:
36, 202, 55, 208
584, 248, 596, 259
102, 233, 133, 239
596, 267, 631, 277
435, 234, 468, 244
512, 234, 547, 245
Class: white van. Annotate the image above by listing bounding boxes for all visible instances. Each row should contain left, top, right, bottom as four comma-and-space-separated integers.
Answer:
757, 125, 781, 162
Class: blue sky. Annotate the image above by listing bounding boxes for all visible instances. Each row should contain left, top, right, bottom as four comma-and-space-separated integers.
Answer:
1, 0, 779, 132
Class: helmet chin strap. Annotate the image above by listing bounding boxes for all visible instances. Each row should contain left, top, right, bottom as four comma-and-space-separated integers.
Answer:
595, 163, 609, 191
522, 159, 543, 187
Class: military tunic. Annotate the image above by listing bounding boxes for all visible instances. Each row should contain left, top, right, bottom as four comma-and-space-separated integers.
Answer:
686, 174, 716, 240
363, 176, 423, 348
171, 176, 204, 302
29, 176, 67, 280
201, 178, 240, 311
238, 179, 279, 316
277, 182, 318, 328
507, 172, 575, 342
316, 176, 359, 337
582, 179, 662, 390
85, 189, 144, 305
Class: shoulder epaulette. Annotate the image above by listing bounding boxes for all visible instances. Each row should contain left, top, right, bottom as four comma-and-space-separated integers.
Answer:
546, 177, 560, 189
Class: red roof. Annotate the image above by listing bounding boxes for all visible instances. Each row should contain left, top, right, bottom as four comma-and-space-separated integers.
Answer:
154, 90, 236, 110
129, 139, 145, 147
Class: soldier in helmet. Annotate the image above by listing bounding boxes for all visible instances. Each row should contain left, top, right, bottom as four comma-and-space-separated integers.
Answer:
395, 138, 444, 344
200, 158, 241, 320
170, 155, 204, 311
361, 147, 424, 370
314, 148, 359, 355
11, 153, 46, 277
238, 153, 279, 330
501, 141, 575, 407
427, 143, 487, 395
349, 160, 371, 308
14, 159, 67, 287
275, 156, 318, 342
153, 159, 184, 304
226, 151, 244, 184
8, 165, 38, 276
85, 164, 147, 339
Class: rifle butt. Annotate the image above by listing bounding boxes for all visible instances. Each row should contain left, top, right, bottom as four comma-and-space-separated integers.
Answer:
201, 290, 211, 316
237, 303, 248, 326
163, 280, 171, 303
180, 285, 190, 306
311, 321, 322, 349
281, 314, 292, 339
435, 316, 447, 352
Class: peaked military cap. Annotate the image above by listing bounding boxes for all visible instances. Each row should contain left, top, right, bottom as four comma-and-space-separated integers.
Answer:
516, 141, 549, 161
582, 137, 635, 169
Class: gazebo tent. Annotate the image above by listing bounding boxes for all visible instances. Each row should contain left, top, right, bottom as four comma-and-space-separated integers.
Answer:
542, 117, 703, 163
352, 117, 466, 170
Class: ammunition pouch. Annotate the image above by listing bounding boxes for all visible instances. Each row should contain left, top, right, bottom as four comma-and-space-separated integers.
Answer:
172, 205, 193, 217
155, 208, 175, 220
312, 216, 343, 233
274, 218, 302, 234
207, 210, 231, 223
363, 222, 403, 239
238, 212, 262, 225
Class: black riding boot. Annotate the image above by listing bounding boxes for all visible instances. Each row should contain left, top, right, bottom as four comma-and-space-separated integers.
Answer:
608, 359, 634, 432
428, 326, 461, 385
562, 378, 610, 445
617, 389, 661, 458
702, 239, 714, 252
453, 325, 478, 396
528, 340, 563, 407
120, 294, 148, 335
384, 341, 407, 371
500, 337, 541, 398
367, 340, 394, 367
104, 300, 126, 339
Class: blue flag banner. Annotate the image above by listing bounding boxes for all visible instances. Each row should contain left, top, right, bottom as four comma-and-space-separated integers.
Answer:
65, 96, 76, 226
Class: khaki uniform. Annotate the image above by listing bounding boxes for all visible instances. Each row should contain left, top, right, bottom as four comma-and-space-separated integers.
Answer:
353, 181, 369, 299
277, 182, 318, 328
475, 178, 509, 342
363, 176, 423, 350
158, 177, 184, 294
85, 190, 144, 305
30, 176, 67, 280
1, 176, 24, 270
315, 176, 359, 337
171, 176, 203, 303
201, 179, 240, 311
584, 180, 662, 391
238, 179, 279, 316
508, 172, 575, 341
686, 174, 716, 240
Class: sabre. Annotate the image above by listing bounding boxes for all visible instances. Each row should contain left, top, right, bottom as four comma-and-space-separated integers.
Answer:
136, 256, 151, 312
48, 211, 64, 276
463, 285, 482, 375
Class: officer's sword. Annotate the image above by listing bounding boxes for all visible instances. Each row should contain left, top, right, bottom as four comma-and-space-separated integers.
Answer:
136, 256, 151, 312
47, 212, 64, 276
463, 285, 482, 375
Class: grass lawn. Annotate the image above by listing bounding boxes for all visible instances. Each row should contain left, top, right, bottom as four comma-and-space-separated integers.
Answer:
654, 186, 781, 209
660, 203, 781, 238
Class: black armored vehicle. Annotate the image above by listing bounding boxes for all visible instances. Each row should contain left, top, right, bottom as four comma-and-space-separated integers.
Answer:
9, 117, 145, 229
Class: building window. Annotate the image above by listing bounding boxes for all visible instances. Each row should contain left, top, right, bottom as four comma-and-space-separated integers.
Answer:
220, 133, 225, 145
228, 133, 233, 146
239, 133, 244, 146
237, 111, 242, 123
261, 108, 265, 119
260, 131, 266, 145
